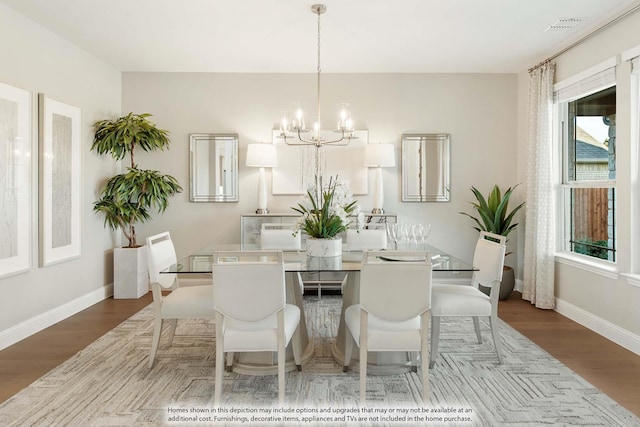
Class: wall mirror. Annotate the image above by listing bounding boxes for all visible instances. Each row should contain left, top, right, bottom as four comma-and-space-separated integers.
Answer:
189, 133, 238, 202
402, 134, 450, 202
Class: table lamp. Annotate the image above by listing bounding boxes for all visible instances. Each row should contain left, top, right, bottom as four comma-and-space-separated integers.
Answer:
246, 143, 277, 214
365, 143, 395, 214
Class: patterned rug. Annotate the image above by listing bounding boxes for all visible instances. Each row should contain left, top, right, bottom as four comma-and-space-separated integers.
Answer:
0, 296, 638, 426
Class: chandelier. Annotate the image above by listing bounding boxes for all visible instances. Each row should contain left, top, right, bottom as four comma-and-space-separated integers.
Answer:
279, 4, 355, 147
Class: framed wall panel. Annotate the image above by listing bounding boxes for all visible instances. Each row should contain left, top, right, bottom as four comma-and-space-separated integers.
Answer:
38, 94, 82, 266
0, 82, 32, 278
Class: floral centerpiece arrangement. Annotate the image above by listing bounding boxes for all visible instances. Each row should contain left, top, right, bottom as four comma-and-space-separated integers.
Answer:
292, 176, 362, 256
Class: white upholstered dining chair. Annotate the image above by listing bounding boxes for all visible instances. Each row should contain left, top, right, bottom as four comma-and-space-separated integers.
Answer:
260, 223, 305, 296
260, 222, 344, 298
260, 223, 301, 250
343, 250, 432, 404
345, 226, 388, 251
146, 231, 215, 368
212, 250, 302, 405
429, 231, 506, 368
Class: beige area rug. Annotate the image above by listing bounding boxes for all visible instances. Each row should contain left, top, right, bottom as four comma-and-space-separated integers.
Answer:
0, 296, 638, 426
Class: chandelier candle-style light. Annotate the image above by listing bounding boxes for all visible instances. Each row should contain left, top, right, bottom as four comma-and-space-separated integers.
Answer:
279, 4, 355, 147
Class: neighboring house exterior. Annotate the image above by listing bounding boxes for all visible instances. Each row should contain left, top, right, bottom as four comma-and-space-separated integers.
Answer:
575, 126, 609, 181
573, 125, 612, 259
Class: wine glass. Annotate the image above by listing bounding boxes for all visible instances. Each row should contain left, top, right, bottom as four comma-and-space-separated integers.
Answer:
386, 223, 398, 249
398, 223, 410, 250
415, 224, 431, 250
408, 224, 419, 250
423, 224, 431, 240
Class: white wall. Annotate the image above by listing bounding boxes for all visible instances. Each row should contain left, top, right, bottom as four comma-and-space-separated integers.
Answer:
0, 3, 121, 345
517, 9, 640, 352
122, 72, 519, 268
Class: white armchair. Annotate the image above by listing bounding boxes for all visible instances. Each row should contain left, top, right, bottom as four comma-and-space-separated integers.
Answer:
145, 231, 214, 368
212, 250, 302, 405
343, 250, 432, 404
429, 231, 506, 368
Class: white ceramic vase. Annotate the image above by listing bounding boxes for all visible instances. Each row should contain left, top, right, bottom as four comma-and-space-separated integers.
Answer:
306, 237, 342, 257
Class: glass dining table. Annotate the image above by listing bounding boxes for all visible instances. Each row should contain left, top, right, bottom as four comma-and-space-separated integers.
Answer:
165, 243, 475, 375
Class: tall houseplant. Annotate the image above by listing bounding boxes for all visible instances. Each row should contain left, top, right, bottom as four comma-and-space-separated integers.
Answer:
91, 113, 182, 298
460, 184, 524, 299
91, 113, 182, 248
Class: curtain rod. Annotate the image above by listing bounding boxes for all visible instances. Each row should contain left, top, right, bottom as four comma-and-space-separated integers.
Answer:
528, 3, 640, 73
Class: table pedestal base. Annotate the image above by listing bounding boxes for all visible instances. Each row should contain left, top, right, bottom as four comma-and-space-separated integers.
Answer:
228, 342, 315, 376
330, 342, 417, 375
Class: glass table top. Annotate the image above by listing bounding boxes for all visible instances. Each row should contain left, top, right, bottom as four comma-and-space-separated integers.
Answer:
165, 244, 475, 274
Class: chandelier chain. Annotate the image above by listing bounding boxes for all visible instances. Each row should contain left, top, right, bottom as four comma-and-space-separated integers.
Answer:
280, 4, 353, 148
317, 7, 321, 75
316, 7, 322, 128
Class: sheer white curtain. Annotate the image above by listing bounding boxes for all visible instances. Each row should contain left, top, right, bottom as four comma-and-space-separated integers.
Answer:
523, 62, 556, 309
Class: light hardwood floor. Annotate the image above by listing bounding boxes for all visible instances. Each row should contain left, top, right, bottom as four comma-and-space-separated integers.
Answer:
0, 291, 639, 418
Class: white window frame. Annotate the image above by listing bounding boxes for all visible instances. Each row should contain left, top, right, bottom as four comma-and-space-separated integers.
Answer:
622, 45, 640, 280
553, 58, 617, 267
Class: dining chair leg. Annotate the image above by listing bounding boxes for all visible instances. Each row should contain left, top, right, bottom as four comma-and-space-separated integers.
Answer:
359, 310, 368, 404
420, 312, 430, 404
489, 315, 503, 364
409, 351, 419, 370
149, 317, 163, 368
472, 316, 482, 344
343, 332, 354, 372
167, 319, 178, 346
429, 316, 441, 369
292, 326, 302, 370
277, 311, 285, 405
226, 352, 234, 372
295, 273, 304, 297
214, 314, 224, 406
340, 273, 349, 295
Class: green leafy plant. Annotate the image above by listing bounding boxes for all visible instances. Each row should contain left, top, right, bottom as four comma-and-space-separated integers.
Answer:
292, 176, 361, 239
91, 113, 182, 248
460, 184, 524, 237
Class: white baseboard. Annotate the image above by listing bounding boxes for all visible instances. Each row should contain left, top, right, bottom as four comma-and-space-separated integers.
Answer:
0, 284, 114, 351
555, 297, 640, 356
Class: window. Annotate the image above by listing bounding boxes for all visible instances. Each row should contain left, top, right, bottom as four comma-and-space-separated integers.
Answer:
556, 68, 616, 262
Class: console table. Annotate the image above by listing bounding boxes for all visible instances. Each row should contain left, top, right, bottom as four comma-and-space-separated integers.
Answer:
240, 212, 398, 249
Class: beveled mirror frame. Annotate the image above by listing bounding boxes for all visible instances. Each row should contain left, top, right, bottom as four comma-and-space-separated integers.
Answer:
401, 133, 450, 202
189, 133, 239, 202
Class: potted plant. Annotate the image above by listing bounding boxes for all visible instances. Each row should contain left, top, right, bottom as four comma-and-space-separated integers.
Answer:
91, 112, 182, 298
460, 184, 524, 300
292, 176, 362, 257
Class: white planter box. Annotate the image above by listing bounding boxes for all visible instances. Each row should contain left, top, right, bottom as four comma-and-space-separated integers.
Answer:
114, 246, 148, 299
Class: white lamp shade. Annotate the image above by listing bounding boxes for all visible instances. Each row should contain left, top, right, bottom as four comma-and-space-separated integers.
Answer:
364, 144, 395, 167
246, 143, 277, 167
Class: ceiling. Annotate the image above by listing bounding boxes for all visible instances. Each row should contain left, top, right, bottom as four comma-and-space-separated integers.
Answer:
2, 0, 640, 73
